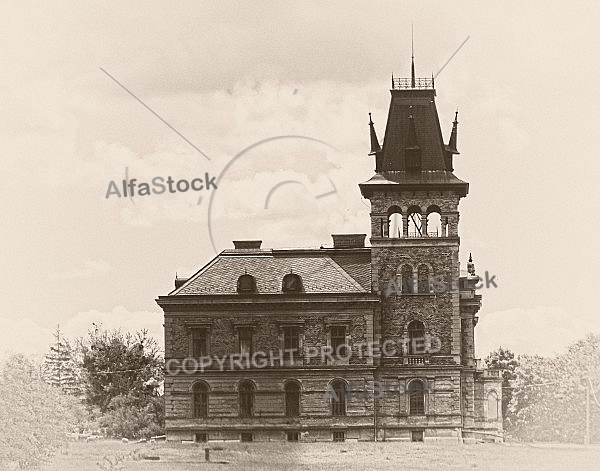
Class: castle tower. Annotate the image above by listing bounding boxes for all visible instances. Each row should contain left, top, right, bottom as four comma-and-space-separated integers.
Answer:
360, 63, 498, 440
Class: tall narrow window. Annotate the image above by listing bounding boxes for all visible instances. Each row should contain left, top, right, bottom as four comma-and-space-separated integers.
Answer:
330, 326, 347, 357
283, 327, 299, 361
239, 381, 254, 418
407, 206, 422, 237
388, 205, 403, 238
192, 382, 208, 418
191, 328, 207, 357
408, 380, 425, 415
408, 320, 425, 355
426, 207, 442, 237
238, 328, 253, 356
285, 381, 300, 417
330, 380, 346, 416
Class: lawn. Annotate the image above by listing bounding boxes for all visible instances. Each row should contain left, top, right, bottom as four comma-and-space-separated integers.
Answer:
40, 440, 600, 471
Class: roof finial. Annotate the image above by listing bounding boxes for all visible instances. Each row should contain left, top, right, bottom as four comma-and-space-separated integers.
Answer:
467, 252, 476, 276
411, 24, 415, 88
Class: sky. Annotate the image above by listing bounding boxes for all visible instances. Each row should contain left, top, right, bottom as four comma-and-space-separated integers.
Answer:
1, 0, 599, 360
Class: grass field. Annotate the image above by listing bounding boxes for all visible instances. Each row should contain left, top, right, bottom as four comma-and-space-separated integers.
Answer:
39, 440, 600, 471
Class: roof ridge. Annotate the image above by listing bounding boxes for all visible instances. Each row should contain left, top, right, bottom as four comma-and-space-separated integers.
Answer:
169, 253, 222, 295
322, 256, 368, 293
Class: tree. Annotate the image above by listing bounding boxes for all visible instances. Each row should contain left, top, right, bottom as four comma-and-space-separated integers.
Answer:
484, 346, 519, 420
78, 324, 164, 438
41, 325, 84, 396
0, 354, 86, 469
507, 334, 600, 443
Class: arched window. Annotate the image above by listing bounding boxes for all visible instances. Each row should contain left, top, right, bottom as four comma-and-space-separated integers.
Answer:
407, 205, 422, 237
408, 380, 425, 415
237, 274, 256, 293
426, 206, 442, 237
282, 274, 302, 293
400, 265, 414, 294
487, 391, 499, 420
192, 382, 209, 418
284, 381, 301, 417
239, 380, 255, 417
408, 320, 425, 355
417, 264, 430, 294
330, 380, 346, 416
387, 205, 402, 238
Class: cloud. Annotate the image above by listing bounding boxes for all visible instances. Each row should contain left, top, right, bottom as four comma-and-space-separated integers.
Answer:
49, 259, 113, 280
0, 318, 53, 359
0, 306, 163, 360
61, 306, 164, 349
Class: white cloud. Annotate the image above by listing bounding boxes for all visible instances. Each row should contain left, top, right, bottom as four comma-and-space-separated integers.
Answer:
0, 306, 163, 360
61, 306, 164, 350
0, 318, 53, 359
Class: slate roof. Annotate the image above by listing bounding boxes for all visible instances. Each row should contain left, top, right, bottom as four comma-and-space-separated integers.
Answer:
172, 248, 371, 296
381, 89, 450, 171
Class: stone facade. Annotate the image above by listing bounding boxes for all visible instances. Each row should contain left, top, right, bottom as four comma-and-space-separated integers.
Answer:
156, 76, 503, 443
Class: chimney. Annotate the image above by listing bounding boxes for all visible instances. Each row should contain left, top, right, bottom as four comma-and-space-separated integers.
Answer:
233, 240, 262, 250
331, 234, 366, 249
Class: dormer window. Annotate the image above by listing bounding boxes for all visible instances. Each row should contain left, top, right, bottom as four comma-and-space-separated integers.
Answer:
282, 274, 302, 293
237, 274, 256, 294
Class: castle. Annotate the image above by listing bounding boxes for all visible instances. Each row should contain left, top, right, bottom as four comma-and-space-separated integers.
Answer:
157, 63, 503, 443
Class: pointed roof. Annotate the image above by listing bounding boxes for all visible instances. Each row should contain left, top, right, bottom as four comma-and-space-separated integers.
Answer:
360, 82, 468, 197
368, 113, 381, 155
381, 88, 447, 171
445, 110, 460, 155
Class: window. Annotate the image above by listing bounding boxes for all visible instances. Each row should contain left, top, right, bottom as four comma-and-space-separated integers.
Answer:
240, 432, 253, 442
282, 274, 302, 292
239, 381, 255, 418
285, 382, 300, 417
192, 382, 208, 418
330, 380, 346, 416
194, 432, 208, 443
408, 320, 425, 355
407, 205, 423, 236
287, 431, 299, 442
191, 328, 208, 357
426, 206, 442, 237
237, 274, 256, 293
332, 431, 345, 442
283, 327, 299, 360
409, 380, 425, 415
387, 205, 403, 238
330, 326, 347, 357
411, 430, 424, 442
238, 328, 253, 356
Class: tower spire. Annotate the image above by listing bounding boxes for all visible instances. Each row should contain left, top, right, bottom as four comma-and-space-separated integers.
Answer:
411, 24, 415, 88
368, 112, 381, 155
446, 108, 460, 155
